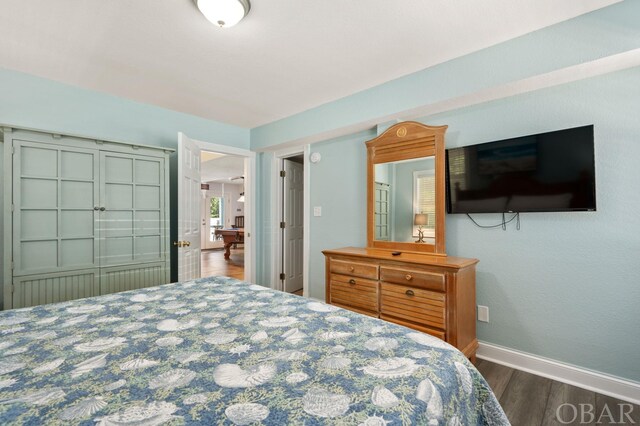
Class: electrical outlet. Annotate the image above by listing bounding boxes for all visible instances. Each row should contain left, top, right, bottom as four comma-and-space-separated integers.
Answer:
477, 305, 489, 322
313, 206, 322, 217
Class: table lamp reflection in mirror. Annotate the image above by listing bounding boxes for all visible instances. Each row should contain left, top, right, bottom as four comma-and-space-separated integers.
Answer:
414, 213, 429, 243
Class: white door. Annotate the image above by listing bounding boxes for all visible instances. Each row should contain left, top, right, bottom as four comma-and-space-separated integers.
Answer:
283, 159, 304, 293
177, 133, 201, 281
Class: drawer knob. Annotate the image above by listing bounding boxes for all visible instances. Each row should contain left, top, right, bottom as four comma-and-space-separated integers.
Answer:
405, 289, 415, 297
405, 274, 413, 281
348, 279, 356, 285
349, 266, 355, 272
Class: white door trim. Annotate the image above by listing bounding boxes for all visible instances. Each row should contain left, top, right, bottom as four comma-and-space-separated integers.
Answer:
477, 341, 640, 405
186, 137, 256, 284
270, 146, 310, 296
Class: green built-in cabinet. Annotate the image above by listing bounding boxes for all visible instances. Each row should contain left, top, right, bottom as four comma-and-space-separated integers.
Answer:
3, 128, 171, 309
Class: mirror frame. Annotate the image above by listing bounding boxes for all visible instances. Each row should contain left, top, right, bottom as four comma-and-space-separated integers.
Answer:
366, 121, 447, 255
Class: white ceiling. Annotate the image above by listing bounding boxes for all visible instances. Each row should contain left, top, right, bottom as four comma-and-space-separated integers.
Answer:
0, 0, 619, 128
201, 152, 245, 183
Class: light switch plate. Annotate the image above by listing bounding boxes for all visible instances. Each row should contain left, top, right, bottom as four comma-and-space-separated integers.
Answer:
313, 206, 322, 217
477, 305, 489, 322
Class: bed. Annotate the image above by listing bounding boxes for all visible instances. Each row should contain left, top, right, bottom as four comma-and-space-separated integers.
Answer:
0, 276, 509, 425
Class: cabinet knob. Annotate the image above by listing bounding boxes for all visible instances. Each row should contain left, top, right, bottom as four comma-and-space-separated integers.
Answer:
405, 274, 412, 281
94, 206, 100, 211
349, 266, 355, 272
405, 289, 415, 297
348, 279, 356, 285
99, 207, 106, 211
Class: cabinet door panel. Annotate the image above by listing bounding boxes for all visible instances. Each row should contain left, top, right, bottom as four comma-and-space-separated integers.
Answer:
61, 210, 93, 237
21, 241, 57, 270
136, 236, 162, 261
104, 236, 134, 265
100, 152, 165, 267
105, 184, 134, 209
135, 185, 160, 209
21, 178, 57, 208
103, 211, 133, 237
105, 156, 133, 182
61, 151, 94, 180
22, 210, 57, 239
13, 269, 99, 309
20, 145, 57, 177
61, 181, 94, 208
136, 160, 161, 184
61, 238, 94, 267
13, 141, 99, 276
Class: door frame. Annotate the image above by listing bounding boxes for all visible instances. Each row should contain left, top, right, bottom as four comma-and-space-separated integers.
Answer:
270, 145, 310, 296
187, 137, 256, 284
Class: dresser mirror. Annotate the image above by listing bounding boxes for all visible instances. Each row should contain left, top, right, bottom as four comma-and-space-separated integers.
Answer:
366, 121, 447, 255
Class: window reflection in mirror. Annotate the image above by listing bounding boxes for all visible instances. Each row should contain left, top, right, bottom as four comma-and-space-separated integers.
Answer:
374, 157, 435, 243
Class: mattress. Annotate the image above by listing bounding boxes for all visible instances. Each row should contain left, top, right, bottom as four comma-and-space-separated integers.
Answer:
0, 276, 509, 425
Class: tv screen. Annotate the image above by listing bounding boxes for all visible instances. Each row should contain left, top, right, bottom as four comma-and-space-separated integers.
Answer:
446, 125, 596, 213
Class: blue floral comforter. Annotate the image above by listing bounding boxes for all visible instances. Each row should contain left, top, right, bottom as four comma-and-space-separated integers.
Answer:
0, 276, 509, 425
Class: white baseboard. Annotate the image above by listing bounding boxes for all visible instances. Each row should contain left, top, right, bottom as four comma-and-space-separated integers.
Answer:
477, 341, 640, 405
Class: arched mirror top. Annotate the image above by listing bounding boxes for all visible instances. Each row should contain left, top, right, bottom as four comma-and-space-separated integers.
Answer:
366, 121, 447, 255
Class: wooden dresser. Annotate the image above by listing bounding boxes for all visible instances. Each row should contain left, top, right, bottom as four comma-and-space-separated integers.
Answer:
323, 247, 479, 361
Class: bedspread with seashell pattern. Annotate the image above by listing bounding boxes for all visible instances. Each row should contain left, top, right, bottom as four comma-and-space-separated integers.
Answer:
0, 276, 509, 425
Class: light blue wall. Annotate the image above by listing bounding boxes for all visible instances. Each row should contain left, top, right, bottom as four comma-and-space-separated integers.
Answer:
307, 130, 373, 299
255, 152, 273, 284
0, 68, 250, 282
306, 67, 640, 381
251, 1, 640, 150
433, 68, 640, 382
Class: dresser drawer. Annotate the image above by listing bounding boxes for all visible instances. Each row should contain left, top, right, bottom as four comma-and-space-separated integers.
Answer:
380, 266, 445, 292
330, 273, 378, 313
330, 259, 378, 280
380, 283, 445, 330
380, 314, 446, 341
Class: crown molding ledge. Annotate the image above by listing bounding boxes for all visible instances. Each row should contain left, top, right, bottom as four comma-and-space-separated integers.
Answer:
256, 48, 640, 152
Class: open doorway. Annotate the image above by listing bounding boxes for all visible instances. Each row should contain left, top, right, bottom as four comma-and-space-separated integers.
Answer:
200, 150, 245, 280
176, 132, 255, 284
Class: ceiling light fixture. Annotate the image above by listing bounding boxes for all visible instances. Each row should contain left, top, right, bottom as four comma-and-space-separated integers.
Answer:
195, 0, 251, 28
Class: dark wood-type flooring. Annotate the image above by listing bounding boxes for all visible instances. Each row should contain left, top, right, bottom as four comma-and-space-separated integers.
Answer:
201, 248, 244, 280
476, 359, 639, 425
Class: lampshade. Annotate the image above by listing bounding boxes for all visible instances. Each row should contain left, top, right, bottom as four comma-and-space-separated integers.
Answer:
196, 0, 251, 28
414, 213, 428, 226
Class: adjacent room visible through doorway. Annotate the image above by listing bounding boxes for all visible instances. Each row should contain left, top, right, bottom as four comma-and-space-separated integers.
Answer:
200, 150, 246, 280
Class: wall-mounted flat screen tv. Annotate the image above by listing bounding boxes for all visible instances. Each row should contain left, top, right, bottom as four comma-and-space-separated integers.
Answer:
446, 125, 596, 213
